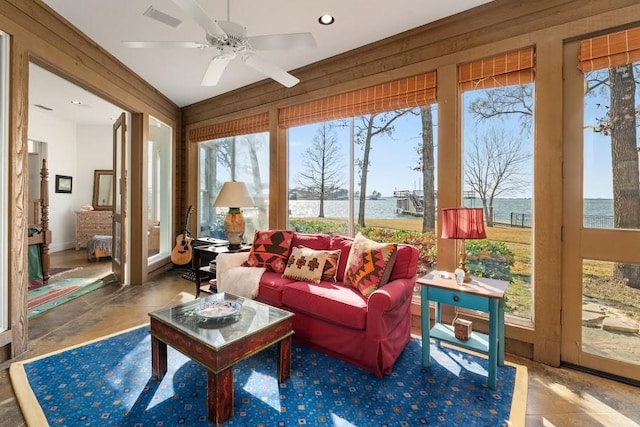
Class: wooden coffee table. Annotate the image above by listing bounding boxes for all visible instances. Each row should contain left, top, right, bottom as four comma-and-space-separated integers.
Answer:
149, 293, 294, 425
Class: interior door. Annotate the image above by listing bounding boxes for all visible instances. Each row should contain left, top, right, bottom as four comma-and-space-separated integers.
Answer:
562, 41, 640, 383
112, 113, 126, 282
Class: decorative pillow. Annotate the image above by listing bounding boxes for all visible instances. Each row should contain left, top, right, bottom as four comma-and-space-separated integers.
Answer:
282, 247, 331, 284
343, 233, 398, 297
321, 249, 341, 282
242, 230, 295, 273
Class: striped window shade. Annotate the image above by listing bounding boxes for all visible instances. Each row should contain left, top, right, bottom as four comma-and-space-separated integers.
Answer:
440, 208, 487, 240
458, 47, 535, 92
578, 26, 640, 73
189, 112, 269, 143
278, 72, 436, 129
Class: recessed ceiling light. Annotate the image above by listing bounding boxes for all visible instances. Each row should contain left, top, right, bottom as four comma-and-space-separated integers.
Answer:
70, 100, 82, 105
318, 14, 335, 25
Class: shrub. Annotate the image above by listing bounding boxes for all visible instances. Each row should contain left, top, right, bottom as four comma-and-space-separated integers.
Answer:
465, 239, 514, 281
357, 226, 437, 277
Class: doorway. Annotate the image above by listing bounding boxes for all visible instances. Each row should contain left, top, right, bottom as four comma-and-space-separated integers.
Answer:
27, 62, 124, 311
561, 39, 640, 383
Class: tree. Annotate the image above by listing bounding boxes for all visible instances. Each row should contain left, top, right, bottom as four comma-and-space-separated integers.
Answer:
354, 110, 414, 227
297, 123, 344, 217
588, 65, 640, 287
465, 128, 531, 227
413, 105, 437, 232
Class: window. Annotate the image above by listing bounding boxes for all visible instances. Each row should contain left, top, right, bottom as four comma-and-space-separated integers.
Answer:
282, 73, 438, 280
459, 48, 535, 320
147, 117, 172, 260
0, 31, 8, 332
197, 132, 269, 240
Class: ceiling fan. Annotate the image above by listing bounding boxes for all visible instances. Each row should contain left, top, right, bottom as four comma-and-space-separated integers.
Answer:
123, 0, 316, 87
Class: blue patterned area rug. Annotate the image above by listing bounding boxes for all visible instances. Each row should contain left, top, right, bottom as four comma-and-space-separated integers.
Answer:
10, 326, 527, 426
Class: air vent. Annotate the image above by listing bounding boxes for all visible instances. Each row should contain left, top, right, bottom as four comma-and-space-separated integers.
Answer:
143, 6, 182, 28
34, 104, 53, 111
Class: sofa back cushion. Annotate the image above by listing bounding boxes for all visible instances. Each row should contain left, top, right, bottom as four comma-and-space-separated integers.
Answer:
388, 244, 419, 281
292, 232, 331, 250
243, 229, 295, 273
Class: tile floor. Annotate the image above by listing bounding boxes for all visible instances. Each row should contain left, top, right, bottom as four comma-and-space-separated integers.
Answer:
0, 250, 638, 426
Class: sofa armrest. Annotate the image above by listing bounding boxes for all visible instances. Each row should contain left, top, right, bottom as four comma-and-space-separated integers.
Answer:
216, 252, 250, 285
366, 276, 416, 338
368, 277, 416, 312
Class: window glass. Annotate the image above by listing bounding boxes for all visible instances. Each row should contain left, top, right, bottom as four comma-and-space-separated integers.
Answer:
198, 132, 269, 242
583, 65, 640, 231
287, 105, 438, 285
462, 83, 535, 320
581, 259, 640, 365
147, 117, 172, 260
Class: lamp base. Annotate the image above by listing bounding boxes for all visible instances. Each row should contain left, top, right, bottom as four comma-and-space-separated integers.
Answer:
224, 208, 245, 248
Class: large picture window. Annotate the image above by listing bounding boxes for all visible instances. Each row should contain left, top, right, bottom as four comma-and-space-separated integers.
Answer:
459, 48, 535, 321
282, 73, 438, 281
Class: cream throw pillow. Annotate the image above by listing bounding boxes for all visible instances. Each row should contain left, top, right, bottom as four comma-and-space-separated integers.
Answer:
282, 246, 331, 284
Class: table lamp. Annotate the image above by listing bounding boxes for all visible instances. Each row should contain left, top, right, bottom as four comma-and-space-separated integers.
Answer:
213, 181, 255, 249
440, 207, 487, 284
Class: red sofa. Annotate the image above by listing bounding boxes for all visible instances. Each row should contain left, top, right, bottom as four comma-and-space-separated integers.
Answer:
216, 232, 419, 378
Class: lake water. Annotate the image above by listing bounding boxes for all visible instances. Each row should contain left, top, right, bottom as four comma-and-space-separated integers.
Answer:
289, 197, 614, 221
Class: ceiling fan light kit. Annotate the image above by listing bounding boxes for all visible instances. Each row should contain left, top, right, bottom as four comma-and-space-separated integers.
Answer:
124, 0, 317, 88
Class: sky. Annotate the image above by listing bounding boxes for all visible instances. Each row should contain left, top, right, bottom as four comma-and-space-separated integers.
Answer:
287, 81, 625, 200
288, 111, 435, 198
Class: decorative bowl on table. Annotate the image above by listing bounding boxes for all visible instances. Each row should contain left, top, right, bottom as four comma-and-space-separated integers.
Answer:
195, 300, 242, 321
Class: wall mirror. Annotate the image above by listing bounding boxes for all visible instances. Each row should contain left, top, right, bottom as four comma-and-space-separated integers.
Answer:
92, 170, 113, 210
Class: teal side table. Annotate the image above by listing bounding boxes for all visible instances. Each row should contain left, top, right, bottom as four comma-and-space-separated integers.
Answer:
419, 271, 508, 389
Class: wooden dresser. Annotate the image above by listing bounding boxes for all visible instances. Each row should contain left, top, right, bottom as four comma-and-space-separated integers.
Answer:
75, 210, 112, 249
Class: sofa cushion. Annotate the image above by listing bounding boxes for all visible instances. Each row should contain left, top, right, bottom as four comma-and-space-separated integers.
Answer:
329, 235, 354, 282
321, 249, 341, 282
257, 272, 296, 307
343, 233, 398, 297
282, 246, 331, 284
281, 281, 368, 330
292, 232, 331, 250
243, 229, 294, 273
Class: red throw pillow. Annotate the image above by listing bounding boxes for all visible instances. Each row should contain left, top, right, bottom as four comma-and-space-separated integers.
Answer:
343, 233, 398, 297
242, 230, 295, 273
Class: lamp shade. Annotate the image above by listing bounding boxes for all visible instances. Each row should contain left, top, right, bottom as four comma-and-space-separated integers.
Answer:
213, 181, 255, 208
440, 207, 487, 240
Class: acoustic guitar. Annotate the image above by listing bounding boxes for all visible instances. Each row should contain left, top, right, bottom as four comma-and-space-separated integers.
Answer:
171, 205, 193, 266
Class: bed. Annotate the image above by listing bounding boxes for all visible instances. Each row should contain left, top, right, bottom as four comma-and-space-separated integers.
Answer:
27, 159, 52, 289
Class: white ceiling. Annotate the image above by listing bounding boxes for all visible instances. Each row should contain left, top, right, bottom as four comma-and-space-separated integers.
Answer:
33, 0, 493, 125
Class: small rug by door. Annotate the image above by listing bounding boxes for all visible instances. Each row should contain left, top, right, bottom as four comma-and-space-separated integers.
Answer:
28, 266, 82, 289
27, 276, 112, 318
10, 326, 527, 426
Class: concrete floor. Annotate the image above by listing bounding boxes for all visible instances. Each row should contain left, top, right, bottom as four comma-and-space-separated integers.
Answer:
0, 251, 639, 426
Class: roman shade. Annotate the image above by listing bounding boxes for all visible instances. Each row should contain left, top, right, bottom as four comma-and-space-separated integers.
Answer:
458, 47, 535, 91
189, 112, 270, 143
278, 72, 437, 129
578, 26, 640, 73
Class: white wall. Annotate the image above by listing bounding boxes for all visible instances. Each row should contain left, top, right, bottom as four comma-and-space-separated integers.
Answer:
28, 109, 113, 252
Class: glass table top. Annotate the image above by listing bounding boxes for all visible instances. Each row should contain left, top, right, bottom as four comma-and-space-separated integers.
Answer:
149, 293, 293, 350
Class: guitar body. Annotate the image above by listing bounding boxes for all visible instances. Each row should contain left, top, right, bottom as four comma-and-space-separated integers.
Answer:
171, 233, 192, 265
171, 206, 194, 265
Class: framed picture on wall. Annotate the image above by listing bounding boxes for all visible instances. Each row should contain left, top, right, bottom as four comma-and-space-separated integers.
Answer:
55, 175, 73, 193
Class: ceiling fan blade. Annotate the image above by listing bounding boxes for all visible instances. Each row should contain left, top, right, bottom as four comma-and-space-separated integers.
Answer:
248, 32, 316, 51
171, 0, 225, 37
122, 41, 208, 48
243, 54, 299, 88
201, 55, 233, 86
